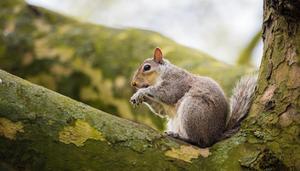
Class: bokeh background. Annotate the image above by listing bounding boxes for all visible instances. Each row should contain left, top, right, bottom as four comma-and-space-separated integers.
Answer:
27, 0, 263, 66
0, 0, 262, 130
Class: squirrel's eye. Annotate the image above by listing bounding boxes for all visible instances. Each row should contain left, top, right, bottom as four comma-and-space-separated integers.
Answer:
143, 64, 151, 71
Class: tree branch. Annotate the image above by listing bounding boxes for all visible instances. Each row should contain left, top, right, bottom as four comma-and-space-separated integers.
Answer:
0, 69, 209, 170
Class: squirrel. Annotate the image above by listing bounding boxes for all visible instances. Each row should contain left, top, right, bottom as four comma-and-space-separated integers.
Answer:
130, 47, 257, 147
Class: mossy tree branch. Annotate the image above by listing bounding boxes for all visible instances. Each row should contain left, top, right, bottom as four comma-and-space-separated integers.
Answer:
0, 69, 208, 170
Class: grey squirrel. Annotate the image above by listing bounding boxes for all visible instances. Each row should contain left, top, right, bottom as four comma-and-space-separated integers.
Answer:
130, 47, 257, 147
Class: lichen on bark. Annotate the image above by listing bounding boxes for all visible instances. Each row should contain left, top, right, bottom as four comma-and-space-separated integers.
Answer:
58, 119, 106, 146
0, 117, 24, 140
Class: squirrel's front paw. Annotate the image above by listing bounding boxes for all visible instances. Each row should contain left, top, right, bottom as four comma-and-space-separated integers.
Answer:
130, 90, 146, 105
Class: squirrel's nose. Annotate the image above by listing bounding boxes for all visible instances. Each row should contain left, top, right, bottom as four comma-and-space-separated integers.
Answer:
131, 82, 137, 87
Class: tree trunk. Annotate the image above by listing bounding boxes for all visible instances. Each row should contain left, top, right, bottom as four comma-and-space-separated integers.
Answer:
253, 0, 300, 115
243, 0, 300, 170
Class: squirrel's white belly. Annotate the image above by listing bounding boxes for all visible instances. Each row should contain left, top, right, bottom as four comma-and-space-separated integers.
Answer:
143, 96, 187, 137
166, 99, 188, 139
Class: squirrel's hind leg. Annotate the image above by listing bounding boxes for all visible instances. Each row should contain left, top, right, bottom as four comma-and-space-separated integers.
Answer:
165, 102, 190, 142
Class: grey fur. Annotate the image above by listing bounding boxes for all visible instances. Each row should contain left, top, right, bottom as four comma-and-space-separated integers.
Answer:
130, 60, 257, 147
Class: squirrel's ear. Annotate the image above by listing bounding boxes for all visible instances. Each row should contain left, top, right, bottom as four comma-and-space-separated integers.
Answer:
153, 47, 163, 63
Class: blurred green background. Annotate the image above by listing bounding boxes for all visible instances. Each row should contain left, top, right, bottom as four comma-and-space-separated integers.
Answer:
0, 0, 258, 130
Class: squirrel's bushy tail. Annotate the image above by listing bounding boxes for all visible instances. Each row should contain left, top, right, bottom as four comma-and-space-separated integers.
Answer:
223, 75, 258, 138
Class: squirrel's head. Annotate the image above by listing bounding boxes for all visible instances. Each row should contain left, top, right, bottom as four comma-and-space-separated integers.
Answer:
131, 47, 165, 89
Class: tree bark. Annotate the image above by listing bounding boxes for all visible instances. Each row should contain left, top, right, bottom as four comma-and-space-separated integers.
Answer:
243, 0, 300, 170
253, 0, 300, 114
